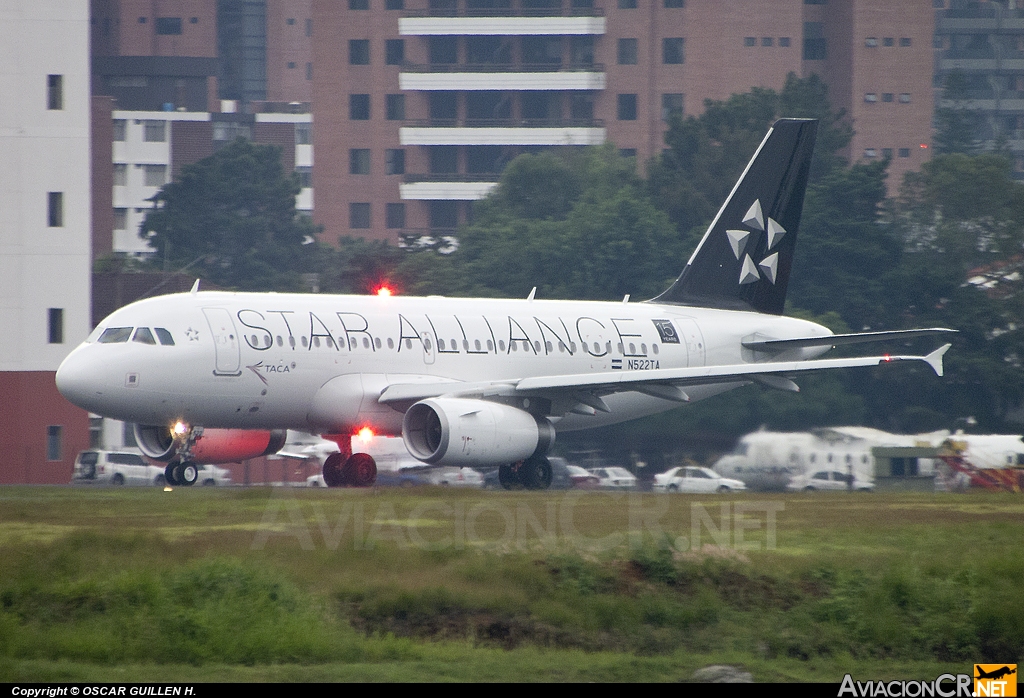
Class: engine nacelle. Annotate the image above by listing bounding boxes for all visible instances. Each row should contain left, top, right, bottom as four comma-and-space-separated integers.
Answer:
402, 398, 554, 467
134, 424, 287, 464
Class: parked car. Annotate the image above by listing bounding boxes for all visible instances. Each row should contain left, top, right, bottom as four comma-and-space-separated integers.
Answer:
566, 464, 600, 489
195, 463, 232, 486
72, 450, 165, 486
425, 467, 484, 487
653, 466, 747, 493
786, 470, 874, 492
482, 457, 577, 489
588, 466, 638, 490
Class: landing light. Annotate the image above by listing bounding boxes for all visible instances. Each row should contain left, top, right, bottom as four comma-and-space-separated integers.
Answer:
357, 427, 374, 443
172, 421, 188, 436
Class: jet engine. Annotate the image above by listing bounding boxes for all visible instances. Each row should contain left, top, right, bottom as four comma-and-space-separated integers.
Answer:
402, 398, 554, 467
134, 424, 287, 463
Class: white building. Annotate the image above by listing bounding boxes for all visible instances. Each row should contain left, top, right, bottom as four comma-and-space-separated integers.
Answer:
0, 0, 92, 482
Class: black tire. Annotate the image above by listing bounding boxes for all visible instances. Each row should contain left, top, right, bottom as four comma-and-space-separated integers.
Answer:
498, 463, 522, 490
522, 456, 553, 490
178, 462, 199, 486
343, 453, 377, 487
112, 473, 125, 486
323, 452, 347, 487
164, 463, 179, 486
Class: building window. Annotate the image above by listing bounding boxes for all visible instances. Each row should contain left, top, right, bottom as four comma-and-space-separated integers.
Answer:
48, 192, 63, 227
48, 308, 64, 344
114, 208, 127, 229
901, 37, 912, 47
386, 39, 405, 65
864, 93, 877, 103
296, 122, 311, 145
899, 93, 911, 103
386, 149, 405, 175
306, 62, 313, 80
350, 202, 371, 229
350, 94, 370, 120
139, 16, 147, 23
287, 17, 296, 25
864, 148, 877, 158
882, 93, 893, 102
744, 37, 756, 47
430, 146, 458, 174
761, 37, 773, 47
350, 39, 370, 65
664, 0, 683, 6
617, 38, 638, 65
883, 37, 894, 47
882, 148, 893, 159
865, 37, 878, 47
663, 37, 684, 63
386, 203, 406, 229
143, 120, 166, 142
898, 148, 910, 158
47, 75, 63, 110
617, 93, 637, 120
190, 17, 198, 24
113, 119, 126, 141
618, 0, 637, 7
386, 94, 405, 120
287, 61, 296, 69
144, 164, 167, 187
779, 37, 791, 47
349, 0, 369, 8
803, 22, 826, 60
387, 0, 404, 7
619, 148, 637, 159
46, 426, 63, 462
430, 36, 458, 64
155, 17, 183, 35
113, 163, 127, 186
295, 166, 312, 188
350, 148, 371, 175
662, 93, 684, 121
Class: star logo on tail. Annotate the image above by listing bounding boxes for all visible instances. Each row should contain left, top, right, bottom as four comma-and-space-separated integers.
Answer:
725, 199, 786, 286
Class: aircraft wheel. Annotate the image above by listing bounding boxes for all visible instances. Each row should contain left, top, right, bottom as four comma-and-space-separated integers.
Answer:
178, 462, 199, 487
498, 463, 523, 490
344, 453, 377, 487
522, 455, 553, 490
164, 463, 180, 486
322, 452, 347, 488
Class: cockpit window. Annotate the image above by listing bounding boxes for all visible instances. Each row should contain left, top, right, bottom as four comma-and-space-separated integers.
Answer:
154, 328, 175, 346
97, 327, 133, 343
132, 327, 156, 345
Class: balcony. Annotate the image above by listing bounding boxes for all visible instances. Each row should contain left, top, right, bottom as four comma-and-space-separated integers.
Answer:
400, 173, 499, 200
400, 8, 605, 36
399, 62, 605, 90
400, 118, 605, 145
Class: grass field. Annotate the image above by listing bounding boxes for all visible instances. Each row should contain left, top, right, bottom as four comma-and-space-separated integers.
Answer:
0, 485, 1021, 682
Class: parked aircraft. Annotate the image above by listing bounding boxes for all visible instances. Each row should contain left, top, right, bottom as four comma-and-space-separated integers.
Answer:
56, 119, 954, 489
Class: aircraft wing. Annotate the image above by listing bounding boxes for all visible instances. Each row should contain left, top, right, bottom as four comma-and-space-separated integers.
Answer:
742, 328, 957, 351
378, 344, 951, 411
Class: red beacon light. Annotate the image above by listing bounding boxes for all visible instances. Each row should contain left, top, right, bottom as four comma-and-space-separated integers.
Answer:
376, 286, 393, 297
357, 426, 375, 443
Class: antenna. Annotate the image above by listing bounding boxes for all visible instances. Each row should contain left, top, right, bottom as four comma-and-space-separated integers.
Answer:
527, 287, 536, 301
190, 279, 200, 295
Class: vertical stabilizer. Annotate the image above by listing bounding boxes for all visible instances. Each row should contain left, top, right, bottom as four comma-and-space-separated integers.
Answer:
652, 118, 818, 315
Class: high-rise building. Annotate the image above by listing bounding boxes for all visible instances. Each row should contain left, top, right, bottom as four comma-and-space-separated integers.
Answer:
311, 0, 934, 243
0, 0, 93, 483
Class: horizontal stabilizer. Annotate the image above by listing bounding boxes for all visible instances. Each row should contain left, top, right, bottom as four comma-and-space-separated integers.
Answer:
742, 328, 958, 351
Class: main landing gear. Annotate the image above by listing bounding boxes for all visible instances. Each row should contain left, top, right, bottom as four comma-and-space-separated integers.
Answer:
498, 455, 553, 490
164, 460, 199, 487
323, 452, 378, 487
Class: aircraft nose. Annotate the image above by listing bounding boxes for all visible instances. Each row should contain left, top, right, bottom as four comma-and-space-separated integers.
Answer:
56, 349, 98, 409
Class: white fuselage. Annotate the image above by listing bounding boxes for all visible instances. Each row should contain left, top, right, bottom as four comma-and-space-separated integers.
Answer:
55, 291, 832, 436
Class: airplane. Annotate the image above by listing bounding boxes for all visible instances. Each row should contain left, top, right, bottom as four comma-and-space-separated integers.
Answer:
55, 118, 956, 490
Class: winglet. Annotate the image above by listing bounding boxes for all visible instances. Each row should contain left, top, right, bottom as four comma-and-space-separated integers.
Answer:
925, 344, 951, 377
190, 279, 200, 295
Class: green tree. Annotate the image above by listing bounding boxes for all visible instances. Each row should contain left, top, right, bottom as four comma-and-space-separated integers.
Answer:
934, 70, 980, 155
141, 138, 321, 290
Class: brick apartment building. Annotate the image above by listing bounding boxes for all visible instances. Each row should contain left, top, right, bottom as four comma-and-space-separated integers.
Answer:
310, 0, 935, 244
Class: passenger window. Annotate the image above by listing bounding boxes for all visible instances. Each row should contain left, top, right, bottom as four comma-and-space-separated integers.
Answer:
132, 327, 156, 344
154, 327, 175, 345
98, 327, 133, 343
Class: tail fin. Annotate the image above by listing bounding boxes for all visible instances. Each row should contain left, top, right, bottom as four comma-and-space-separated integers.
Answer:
652, 118, 818, 315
